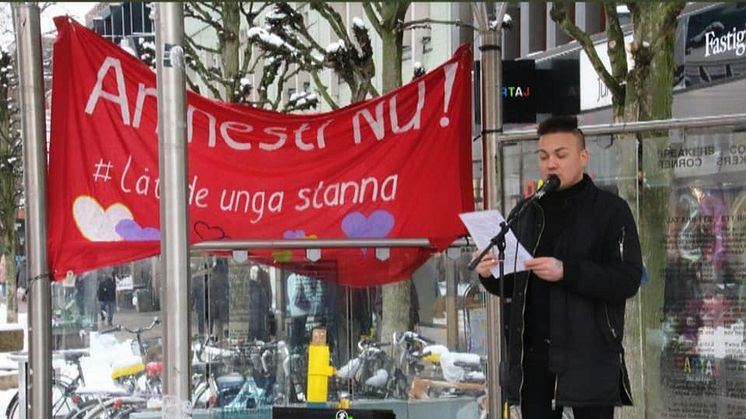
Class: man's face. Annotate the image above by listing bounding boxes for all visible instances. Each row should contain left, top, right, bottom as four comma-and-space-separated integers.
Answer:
536, 132, 588, 190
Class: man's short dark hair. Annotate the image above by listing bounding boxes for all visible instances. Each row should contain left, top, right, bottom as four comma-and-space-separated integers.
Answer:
537, 115, 585, 149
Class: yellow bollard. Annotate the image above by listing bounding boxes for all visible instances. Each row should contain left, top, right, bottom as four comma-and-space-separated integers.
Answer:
306, 328, 336, 404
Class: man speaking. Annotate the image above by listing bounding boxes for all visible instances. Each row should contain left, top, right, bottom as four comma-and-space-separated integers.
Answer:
475, 115, 642, 419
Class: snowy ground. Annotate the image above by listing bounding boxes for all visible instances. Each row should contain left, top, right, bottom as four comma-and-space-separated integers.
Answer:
0, 301, 26, 416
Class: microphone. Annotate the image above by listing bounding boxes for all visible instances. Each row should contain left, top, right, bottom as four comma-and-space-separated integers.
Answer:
467, 175, 561, 272
533, 175, 560, 199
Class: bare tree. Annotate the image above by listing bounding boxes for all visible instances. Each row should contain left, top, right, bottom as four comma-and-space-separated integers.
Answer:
248, 1, 377, 110
184, 1, 322, 112
0, 46, 23, 323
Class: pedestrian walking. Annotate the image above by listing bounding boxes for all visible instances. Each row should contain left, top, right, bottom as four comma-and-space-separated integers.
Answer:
97, 270, 117, 326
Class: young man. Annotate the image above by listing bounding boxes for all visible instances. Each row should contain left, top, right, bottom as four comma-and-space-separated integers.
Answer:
476, 115, 642, 419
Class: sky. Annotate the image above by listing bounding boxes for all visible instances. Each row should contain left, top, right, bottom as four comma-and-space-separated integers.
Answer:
1, 2, 95, 49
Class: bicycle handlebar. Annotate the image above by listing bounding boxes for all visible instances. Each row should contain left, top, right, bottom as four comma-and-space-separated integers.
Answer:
121, 317, 161, 335
396, 331, 435, 346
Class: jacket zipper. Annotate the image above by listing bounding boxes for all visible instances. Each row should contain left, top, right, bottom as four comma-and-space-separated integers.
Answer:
618, 226, 626, 261
605, 305, 618, 340
605, 304, 633, 403
518, 202, 545, 407
620, 352, 634, 403
552, 377, 559, 410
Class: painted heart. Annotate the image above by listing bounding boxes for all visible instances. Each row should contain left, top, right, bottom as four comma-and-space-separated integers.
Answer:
193, 221, 227, 241
115, 219, 160, 241
283, 230, 306, 239
73, 196, 133, 241
341, 210, 395, 239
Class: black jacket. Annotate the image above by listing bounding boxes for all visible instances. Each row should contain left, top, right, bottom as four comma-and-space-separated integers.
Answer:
480, 176, 642, 407
97, 276, 116, 302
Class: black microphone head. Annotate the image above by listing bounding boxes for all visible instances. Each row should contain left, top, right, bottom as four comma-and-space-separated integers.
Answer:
544, 175, 561, 192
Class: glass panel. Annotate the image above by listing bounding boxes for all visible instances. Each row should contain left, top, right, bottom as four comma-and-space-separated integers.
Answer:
45, 258, 162, 418
644, 127, 746, 418
33, 250, 482, 416
183, 250, 486, 417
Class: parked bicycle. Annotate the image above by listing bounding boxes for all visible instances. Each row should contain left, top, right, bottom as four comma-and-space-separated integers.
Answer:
336, 336, 408, 400
5, 348, 90, 419
64, 318, 162, 419
191, 336, 287, 409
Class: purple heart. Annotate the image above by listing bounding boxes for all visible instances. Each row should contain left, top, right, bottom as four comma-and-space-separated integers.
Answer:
341, 210, 395, 239
115, 219, 160, 241
283, 229, 306, 239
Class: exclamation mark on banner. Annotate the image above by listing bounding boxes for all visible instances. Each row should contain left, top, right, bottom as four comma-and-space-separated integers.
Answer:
440, 63, 457, 127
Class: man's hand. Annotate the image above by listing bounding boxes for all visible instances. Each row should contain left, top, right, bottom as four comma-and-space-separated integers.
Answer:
524, 257, 564, 282
473, 249, 498, 278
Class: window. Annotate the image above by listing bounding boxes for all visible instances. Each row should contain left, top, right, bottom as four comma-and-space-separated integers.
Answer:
422, 36, 432, 54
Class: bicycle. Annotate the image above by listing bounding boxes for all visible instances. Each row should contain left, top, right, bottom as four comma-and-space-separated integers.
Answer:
191, 337, 287, 409
336, 336, 409, 400
64, 318, 162, 419
5, 349, 90, 419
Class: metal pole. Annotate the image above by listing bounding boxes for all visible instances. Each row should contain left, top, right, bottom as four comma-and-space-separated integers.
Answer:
497, 112, 746, 142
193, 238, 438, 250
479, 2, 508, 418
155, 3, 191, 416
12, 4, 51, 419
444, 255, 459, 350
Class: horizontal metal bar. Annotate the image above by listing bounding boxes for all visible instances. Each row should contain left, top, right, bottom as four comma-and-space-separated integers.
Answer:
497, 113, 746, 143
191, 237, 471, 251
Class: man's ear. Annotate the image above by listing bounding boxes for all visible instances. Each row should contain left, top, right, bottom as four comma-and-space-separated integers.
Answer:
580, 148, 590, 167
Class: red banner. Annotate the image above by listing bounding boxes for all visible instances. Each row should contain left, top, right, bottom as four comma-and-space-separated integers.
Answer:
48, 18, 474, 286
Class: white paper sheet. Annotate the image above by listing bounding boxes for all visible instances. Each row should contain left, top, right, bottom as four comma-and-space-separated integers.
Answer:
459, 210, 532, 276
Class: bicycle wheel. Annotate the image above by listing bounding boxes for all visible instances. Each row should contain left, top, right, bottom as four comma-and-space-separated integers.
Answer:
6, 380, 80, 419
5, 392, 19, 419
64, 400, 99, 419
50, 380, 83, 418
75, 398, 146, 419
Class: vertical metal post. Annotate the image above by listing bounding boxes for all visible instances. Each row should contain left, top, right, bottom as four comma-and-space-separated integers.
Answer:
480, 3, 508, 418
155, 3, 191, 416
275, 268, 285, 337
445, 255, 459, 350
12, 4, 51, 419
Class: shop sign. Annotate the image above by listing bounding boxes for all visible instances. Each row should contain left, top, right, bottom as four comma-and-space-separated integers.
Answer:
680, 3, 746, 87
579, 34, 634, 111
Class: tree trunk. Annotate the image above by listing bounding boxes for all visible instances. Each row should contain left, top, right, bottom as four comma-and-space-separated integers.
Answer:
221, 2, 241, 103
0, 62, 18, 323
5, 255, 16, 323
378, 5, 410, 345
616, 5, 680, 418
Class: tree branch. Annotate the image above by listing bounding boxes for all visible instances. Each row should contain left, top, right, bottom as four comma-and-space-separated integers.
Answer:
401, 18, 476, 31
182, 41, 224, 99
362, 2, 384, 36
185, 36, 220, 55
650, 2, 686, 52
185, 1, 224, 33
551, 1, 623, 99
310, 2, 352, 45
603, 3, 628, 83
309, 68, 339, 110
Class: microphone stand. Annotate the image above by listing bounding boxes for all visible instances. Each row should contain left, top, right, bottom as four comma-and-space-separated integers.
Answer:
467, 195, 536, 397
